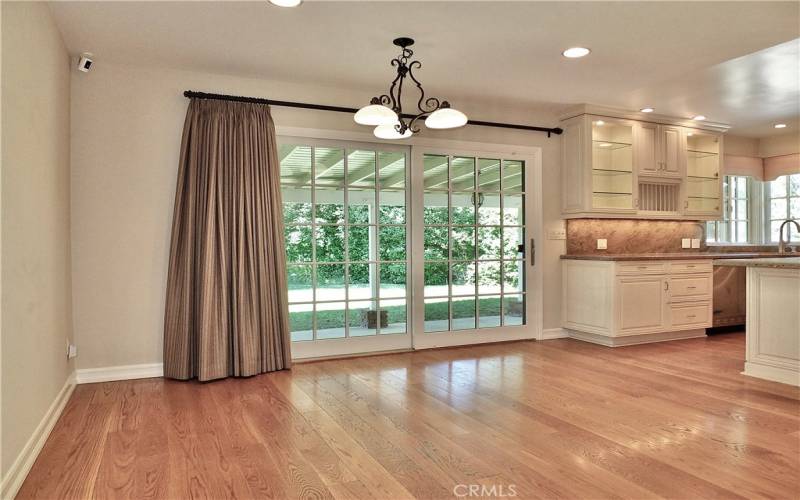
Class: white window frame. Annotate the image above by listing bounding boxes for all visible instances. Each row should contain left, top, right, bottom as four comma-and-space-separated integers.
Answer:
765, 173, 800, 243
707, 173, 800, 246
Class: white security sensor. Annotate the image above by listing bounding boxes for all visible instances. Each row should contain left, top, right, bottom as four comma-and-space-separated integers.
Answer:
77, 53, 93, 73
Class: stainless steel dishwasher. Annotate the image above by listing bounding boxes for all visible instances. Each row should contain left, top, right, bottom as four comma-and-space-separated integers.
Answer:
712, 265, 746, 328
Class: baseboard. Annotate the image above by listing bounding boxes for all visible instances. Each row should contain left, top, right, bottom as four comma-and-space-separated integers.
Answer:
0, 373, 76, 500
76, 363, 163, 384
541, 327, 568, 340
743, 362, 800, 386
566, 328, 707, 347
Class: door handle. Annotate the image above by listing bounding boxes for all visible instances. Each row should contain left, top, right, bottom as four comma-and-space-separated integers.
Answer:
530, 238, 535, 267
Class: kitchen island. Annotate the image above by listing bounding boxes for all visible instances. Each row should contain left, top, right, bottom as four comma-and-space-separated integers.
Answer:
714, 257, 800, 386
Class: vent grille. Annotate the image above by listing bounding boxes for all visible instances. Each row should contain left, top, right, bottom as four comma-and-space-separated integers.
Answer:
639, 182, 679, 212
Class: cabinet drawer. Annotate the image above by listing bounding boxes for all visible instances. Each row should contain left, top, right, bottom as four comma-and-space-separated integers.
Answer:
670, 302, 711, 328
670, 275, 712, 299
670, 261, 712, 274
616, 262, 667, 275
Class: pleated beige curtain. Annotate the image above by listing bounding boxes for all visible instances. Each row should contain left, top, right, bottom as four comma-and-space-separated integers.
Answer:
164, 98, 291, 381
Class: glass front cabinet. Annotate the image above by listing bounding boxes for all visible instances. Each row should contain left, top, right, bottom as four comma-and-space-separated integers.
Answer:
561, 112, 724, 220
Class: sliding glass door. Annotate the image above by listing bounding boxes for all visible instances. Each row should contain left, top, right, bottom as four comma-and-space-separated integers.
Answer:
411, 147, 538, 349
280, 136, 540, 358
279, 137, 412, 359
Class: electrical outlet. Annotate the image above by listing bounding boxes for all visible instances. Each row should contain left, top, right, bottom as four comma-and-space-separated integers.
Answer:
67, 343, 77, 359
597, 238, 608, 250
681, 238, 691, 249
691, 238, 701, 249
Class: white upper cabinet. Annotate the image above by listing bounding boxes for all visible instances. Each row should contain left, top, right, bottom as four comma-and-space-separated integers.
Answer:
560, 105, 727, 220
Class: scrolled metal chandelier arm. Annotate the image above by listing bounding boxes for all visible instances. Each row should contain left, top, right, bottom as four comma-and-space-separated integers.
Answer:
357, 37, 465, 138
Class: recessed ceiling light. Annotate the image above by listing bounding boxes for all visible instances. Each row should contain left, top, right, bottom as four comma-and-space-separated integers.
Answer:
640, 107, 654, 113
774, 123, 787, 129
594, 120, 605, 126
562, 47, 591, 58
692, 115, 706, 121
599, 143, 612, 148
687, 132, 694, 137
269, 0, 302, 6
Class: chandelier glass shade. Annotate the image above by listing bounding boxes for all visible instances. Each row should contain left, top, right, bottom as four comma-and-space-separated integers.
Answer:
355, 37, 467, 139
353, 104, 398, 126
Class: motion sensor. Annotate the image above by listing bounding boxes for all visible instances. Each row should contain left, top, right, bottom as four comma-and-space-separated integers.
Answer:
77, 53, 93, 73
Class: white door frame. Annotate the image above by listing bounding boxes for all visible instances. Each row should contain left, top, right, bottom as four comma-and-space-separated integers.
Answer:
277, 126, 544, 359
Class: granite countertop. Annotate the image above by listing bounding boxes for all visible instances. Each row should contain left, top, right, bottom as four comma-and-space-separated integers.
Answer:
560, 252, 799, 261
712, 257, 800, 269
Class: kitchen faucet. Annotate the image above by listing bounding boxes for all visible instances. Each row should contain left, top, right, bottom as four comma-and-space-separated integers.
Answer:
777, 219, 800, 254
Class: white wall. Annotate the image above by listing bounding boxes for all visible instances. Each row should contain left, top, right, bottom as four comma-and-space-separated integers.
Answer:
70, 62, 565, 370
1, 0, 73, 480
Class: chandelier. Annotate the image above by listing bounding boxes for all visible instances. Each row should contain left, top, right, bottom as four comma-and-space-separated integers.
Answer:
354, 37, 468, 139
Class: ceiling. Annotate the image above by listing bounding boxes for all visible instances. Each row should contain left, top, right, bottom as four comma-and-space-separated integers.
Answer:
49, 1, 800, 137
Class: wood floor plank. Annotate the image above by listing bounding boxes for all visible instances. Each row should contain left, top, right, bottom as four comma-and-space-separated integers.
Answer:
17, 333, 800, 499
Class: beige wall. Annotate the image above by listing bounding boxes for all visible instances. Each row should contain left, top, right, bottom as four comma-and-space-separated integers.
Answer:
1, 1, 73, 479
70, 62, 566, 369
759, 132, 800, 158
724, 134, 760, 157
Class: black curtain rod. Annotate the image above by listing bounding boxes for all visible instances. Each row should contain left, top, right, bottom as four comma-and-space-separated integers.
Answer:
183, 90, 563, 137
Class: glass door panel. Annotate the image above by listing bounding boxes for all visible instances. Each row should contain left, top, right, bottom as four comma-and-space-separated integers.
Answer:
279, 138, 411, 359
414, 149, 534, 348
685, 132, 721, 215
591, 120, 634, 210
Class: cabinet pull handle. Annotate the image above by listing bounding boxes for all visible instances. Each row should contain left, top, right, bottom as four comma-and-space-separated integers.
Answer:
638, 266, 648, 269
684, 200, 689, 209
687, 265, 695, 268
687, 314, 696, 319
664, 281, 669, 291
687, 286, 696, 289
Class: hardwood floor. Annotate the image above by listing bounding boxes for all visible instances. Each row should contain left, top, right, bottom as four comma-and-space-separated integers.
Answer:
18, 333, 800, 499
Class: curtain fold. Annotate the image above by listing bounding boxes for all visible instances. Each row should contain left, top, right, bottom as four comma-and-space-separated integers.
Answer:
164, 98, 291, 381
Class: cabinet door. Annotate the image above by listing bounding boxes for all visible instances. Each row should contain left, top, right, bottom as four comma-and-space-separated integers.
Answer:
683, 131, 722, 217
590, 117, 636, 212
616, 276, 667, 333
635, 122, 659, 176
660, 126, 684, 176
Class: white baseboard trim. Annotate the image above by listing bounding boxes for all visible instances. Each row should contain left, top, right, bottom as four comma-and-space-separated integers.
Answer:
1, 373, 76, 500
541, 327, 568, 340
743, 362, 800, 387
76, 363, 163, 384
566, 328, 706, 347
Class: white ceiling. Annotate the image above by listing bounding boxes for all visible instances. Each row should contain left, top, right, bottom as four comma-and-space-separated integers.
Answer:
49, 1, 800, 137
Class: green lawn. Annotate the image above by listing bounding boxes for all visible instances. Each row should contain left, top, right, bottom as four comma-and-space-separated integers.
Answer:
289, 297, 508, 331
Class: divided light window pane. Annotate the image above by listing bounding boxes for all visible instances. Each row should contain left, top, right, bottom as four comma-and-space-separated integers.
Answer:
280, 142, 408, 342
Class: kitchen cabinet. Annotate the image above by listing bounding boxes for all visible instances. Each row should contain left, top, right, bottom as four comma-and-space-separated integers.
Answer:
635, 123, 683, 178
560, 105, 727, 220
562, 259, 713, 346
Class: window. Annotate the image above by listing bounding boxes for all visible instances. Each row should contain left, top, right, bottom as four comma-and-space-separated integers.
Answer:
706, 175, 750, 243
280, 143, 409, 342
767, 173, 800, 243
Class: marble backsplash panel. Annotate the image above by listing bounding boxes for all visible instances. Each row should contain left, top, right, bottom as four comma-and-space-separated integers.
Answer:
566, 219, 706, 254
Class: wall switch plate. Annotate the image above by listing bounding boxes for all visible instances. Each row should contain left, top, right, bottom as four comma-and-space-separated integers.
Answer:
547, 228, 566, 240
67, 343, 77, 359
681, 238, 691, 249
597, 238, 608, 250
691, 238, 701, 249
